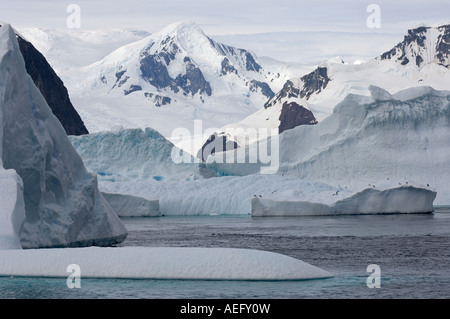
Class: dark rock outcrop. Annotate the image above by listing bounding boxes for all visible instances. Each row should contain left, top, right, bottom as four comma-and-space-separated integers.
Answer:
174, 57, 212, 96
221, 57, 238, 75
248, 80, 275, 99
124, 84, 142, 95
264, 67, 329, 109
298, 67, 330, 100
278, 102, 318, 134
144, 92, 172, 106
16, 35, 89, 136
436, 24, 450, 68
380, 24, 450, 68
197, 132, 238, 162
140, 52, 211, 97
210, 39, 263, 73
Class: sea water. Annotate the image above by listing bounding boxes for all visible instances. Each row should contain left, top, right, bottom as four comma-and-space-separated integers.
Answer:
1, 208, 450, 299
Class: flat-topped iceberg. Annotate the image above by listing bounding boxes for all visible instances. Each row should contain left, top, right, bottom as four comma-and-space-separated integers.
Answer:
0, 247, 332, 281
252, 185, 437, 216
100, 175, 437, 216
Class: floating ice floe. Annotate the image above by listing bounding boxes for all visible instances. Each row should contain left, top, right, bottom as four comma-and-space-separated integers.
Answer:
0, 247, 333, 281
252, 185, 437, 216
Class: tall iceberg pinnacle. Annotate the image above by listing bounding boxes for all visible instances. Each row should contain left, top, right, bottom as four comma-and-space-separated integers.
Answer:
0, 23, 127, 248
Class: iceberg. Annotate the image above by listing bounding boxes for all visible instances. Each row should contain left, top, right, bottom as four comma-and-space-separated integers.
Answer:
252, 185, 437, 216
0, 246, 332, 280
102, 192, 160, 217
207, 86, 450, 205
0, 170, 26, 249
69, 127, 202, 182
0, 24, 127, 248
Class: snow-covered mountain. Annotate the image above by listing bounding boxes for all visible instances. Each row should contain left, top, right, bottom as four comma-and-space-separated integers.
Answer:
222, 24, 450, 143
16, 27, 151, 73
74, 21, 287, 100
63, 22, 298, 139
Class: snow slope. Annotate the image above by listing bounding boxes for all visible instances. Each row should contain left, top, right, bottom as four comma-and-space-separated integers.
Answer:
223, 24, 450, 140
0, 23, 127, 248
61, 22, 299, 146
16, 27, 150, 73
0, 246, 332, 280
207, 86, 450, 205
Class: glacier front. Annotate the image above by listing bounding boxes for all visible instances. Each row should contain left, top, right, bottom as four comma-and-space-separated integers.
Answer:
0, 23, 127, 248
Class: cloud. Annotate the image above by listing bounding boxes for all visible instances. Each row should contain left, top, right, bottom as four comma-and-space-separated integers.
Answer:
2, 0, 449, 35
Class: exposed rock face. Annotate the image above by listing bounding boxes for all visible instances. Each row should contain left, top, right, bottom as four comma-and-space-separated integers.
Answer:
264, 67, 330, 108
144, 92, 172, 106
140, 51, 212, 97
197, 132, 239, 163
248, 80, 275, 99
0, 24, 127, 249
173, 57, 212, 96
436, 25, 450, 67
221, 57, 238, 75
264, 80, 300, 108
278, 102, 318, 134
380, 24, 450, 68
16, 34, 89, 136
210, 39, 263, 73
298, 67, 330, 100
124, 84, 142, 95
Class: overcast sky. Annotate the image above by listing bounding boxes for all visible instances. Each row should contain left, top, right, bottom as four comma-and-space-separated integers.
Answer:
1, 1, 449, 64
1, 0, 449, 35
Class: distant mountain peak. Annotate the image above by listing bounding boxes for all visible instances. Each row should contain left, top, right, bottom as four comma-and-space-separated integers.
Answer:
157, 21, 202, 36
379, 24, 450, 68
81, 21, 277, 109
